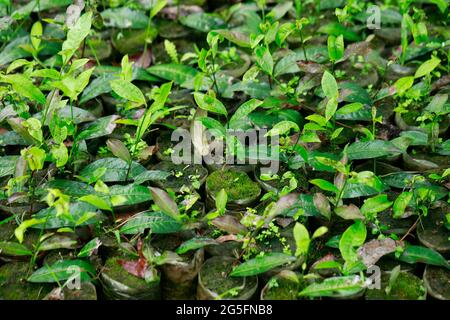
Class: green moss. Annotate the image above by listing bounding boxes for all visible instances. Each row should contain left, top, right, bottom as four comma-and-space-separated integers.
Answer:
103, 257, 151, 290
262, 273, 303, 300
365, 272, 426, 300
0, 262, 52, 300
62, 282, 97, 300
206, 170, 260, 201
200, 257, 257, 296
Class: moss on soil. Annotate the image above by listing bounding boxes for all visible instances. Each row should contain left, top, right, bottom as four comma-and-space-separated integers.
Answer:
62, 282, 97, 300
0, 262, 52, 300
199, 257, 257, 296
103, 257, 153, 290
206, 170, 260, 201
262, 273, 303, 300
365, 272, 426, 300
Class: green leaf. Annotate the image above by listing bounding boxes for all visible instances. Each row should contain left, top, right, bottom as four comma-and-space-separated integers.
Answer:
425, 94, 448, 114
176, 237, 217, 254
212, 30, 250, 48
321, 71, 338, 99
179, 13, 225, 32
293, 222, 310, 257
79, 73, 116, 104
40, 180, 94, 198
149, 187, 180, 220
0, 36, 30, 67
30, 21, 42, 51
394, 76, 414, 95
38, 235, 78, 251
360, 194, 393, 218
79, 158, 146, 183
276, 22, 296, 46
0, 74, 46, 104
312, 226, 328, 239
77, 115, 119, 140
335, 204, 365, 220
393, 191, 413, 218
60, 12, 92, 65
399, 245, 449, 269
339, 220, 366, 266
136, 81, 172, 143
101, 7, 148, 29
414, 56, 441, 78
109, 184, 152, 207
21, 146, 46, 170
79, 194, 112, 211
266, 1, 293, 21
336, 102, 363, 115
199, 117, 226, 138
0, 156, 19, 178
399, 131, 429, 146
309, 179, 339, 194
347, 140, 401, 160
150, 0, 168, 19
318, 22, 360, 41
229, 99, 263, 129
28, 260, 96, 283
215, 189, 227, 214
106, 139, 131, 163
77, 238, 102, 258
342, 181, 387, 199
133, 170, 171, 185
193, 92, 227, 116
265, 120, 300, 137
7, 59, 32, 74
12, 0, 72, 17
50, 143, 68, 167
325, 97, 338, 121
147, 64, 198, 85
0, 242, 32, 256
33, 202, 105, 229
110, 79, 146, 106
120, 211, 182, 234
430, 0, 448, 13
299, 275, 365, 298
15, 218, 46, 243
327, 34, 344, 62
230, 253, 296, 277
254, 46, 274, 76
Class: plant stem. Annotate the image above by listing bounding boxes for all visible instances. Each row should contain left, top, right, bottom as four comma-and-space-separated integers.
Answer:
335, 177, 348, 207
143, 10, 153, 55
124, 160, 132, 182
299, 31, 308, 62
210, 54, 220, 95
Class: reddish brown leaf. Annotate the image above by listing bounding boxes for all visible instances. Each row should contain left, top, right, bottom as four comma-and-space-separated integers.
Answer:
211, 215, 247, 235
130, 49, 153, 69
117, 238, 149, 278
